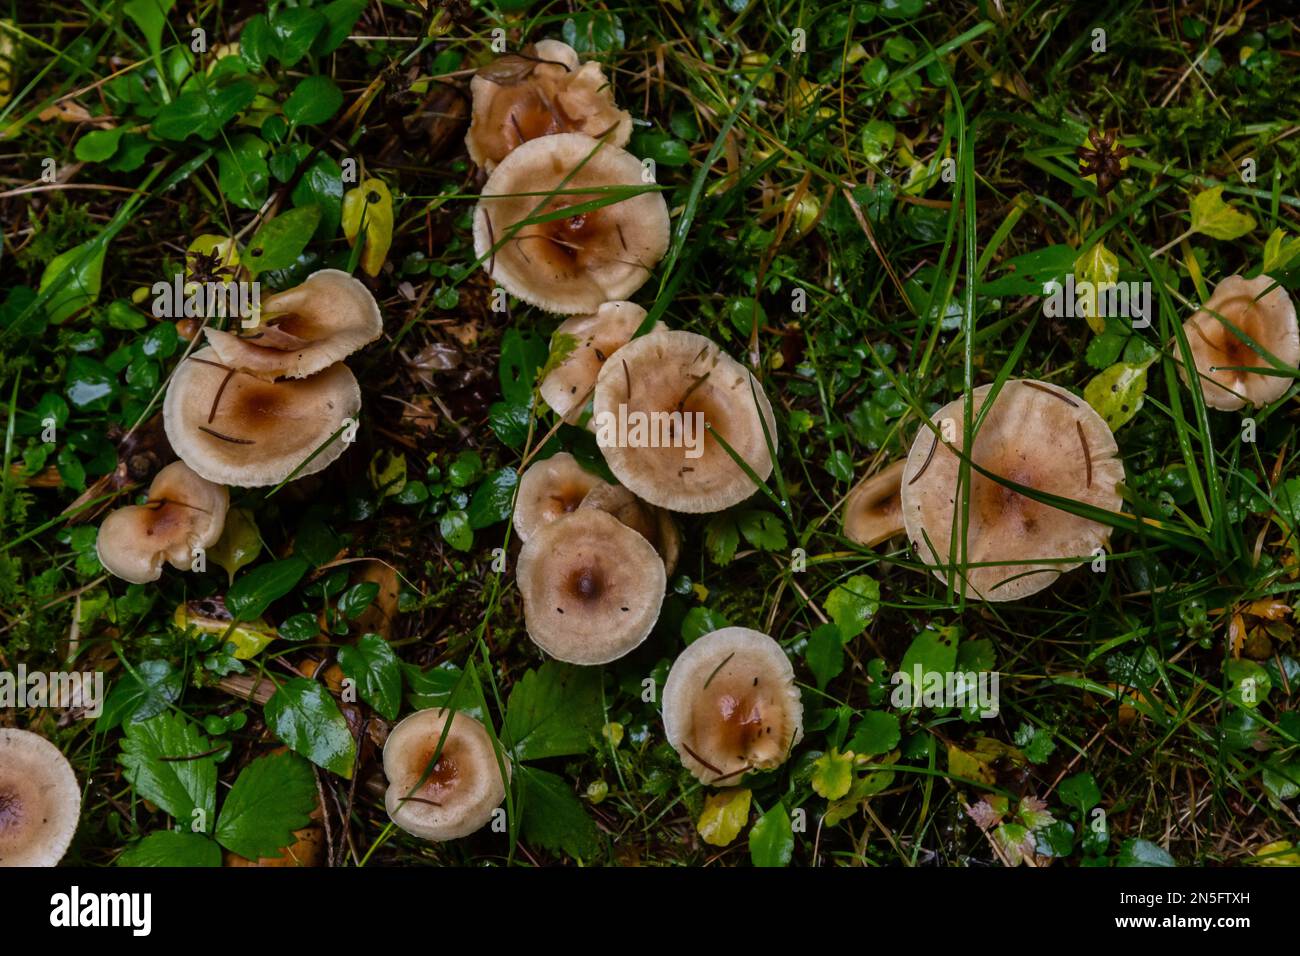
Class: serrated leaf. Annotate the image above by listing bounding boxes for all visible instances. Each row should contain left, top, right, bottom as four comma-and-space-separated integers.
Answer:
749, 802, 793, 867
697, 788, 752, 846
1190, 186, 1255, 241
1084, 361, 1148, 431
847, 710, 901, 756
337, 633, 402, 720
704, 513, 740, 565
119, 712, 217, 827
517, 765, 600, 859
264, 678, 356, 778
214, 751, 318, 859
504, 661, 602, 761
117, 830, 221, 868
737, 509, 787, 551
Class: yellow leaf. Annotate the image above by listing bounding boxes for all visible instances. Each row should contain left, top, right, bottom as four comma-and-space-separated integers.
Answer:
342, 178, 394, 277
1084, 361, 1148, 431
811, 748, 855, 799
947, 737, 1024, 786
1263, 228, 1300, 273
1253, 840, 1300, 866
173, 602, 276, 660
1074, 242, 1119, 334
1189, 186, 1255, 241
697, 788, 752, 847
207, 507, 262, 583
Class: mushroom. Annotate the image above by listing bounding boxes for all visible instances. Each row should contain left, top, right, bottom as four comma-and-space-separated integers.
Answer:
472, 133, 671, 314
512, 451, 608, 542
516, 509, 666, 664
539, 301, 663, 423
466, 39, 632, 173
96, 461, 229, 584
900, 379, 1124, 602
383, 708, 509, 842
163, 347, 361, 487
579, 482, 681, 575
0, 729, 81, 866
843, 460, 906, 547
1179, 274, 1299, 411
592, 329, 777, 513
203, 269, 383, 380
661, 627, 803, 786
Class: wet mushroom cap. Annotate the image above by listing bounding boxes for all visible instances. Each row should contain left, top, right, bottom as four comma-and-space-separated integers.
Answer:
204, 269, 383, 380
843, 460, 906, 548
662, 627, 803, 785
96, 461, 229, 584
1179, 274, 1299, 411
0, 729, 81, 867
592, 329, 777, 513
579, 482, 681, 576
466, 39, 632, 173
163, 347, 361, 487
516, 509, 666, 665
539, 302, 661, 422
383, 709, 509, 842
900, 379, 1124, 602
472, 133, 670, 314
512, 451, 609, 542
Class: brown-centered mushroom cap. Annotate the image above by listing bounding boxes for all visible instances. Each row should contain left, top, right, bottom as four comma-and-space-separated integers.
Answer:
466, 39, 632, 174
843, 460, 906, 548
383, 708, 509, 842
0, 729, 81, 866
662, 627, 803, 786
163, 347, 361, 487
579, 482, 681, 576
512, 451, 608, 542
900, 379, 1124, 602
592, 329, 777, 513
96, 461, 229, 584
516, 509, 666, 665
1179, 274, 1299, 411
472, 133, 670, 314
539, 302, 663, 423
203, 269, 383, 380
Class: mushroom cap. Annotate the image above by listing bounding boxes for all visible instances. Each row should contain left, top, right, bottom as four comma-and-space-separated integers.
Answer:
900, 379, 1124, 602
466, 39, 632, 173
579, 482, 681, 576
511, 451, 609, 542
96, 461, 230, 584
204, 269, 383, 380
662, 627, 804, 785
516, 509, 666, 665
1179, 274, 1299, 411
0, 729, 81, 866
592, 329, 777, 513
163, 347, 361, 487
472, 133, 670, 314
382, 708, 509, 842
539, 302, 662, 422
843, 460, 906, 548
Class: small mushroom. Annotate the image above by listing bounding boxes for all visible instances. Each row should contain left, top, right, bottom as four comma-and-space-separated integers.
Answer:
1179, 274, 1299, 411
539, 302, 663, 423
579, 483, 681, 575
383, 708, 509, 842
592, 329, 777, 513
0, 728, 81, 866
203, 269, 383, 380
466, 39, 632, 174
900, 379, 1124, 601
472, 133, 670, 314
516, 509, 666, 664
96, 461, 229, 584
843, 460, 906, 547
512, 451, 608, 542
163, 347, 361, 487
662, 627, 803, 786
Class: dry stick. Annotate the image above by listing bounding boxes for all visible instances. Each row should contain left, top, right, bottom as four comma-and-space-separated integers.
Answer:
702, 651, 736, 689
841, 184, 912, 313
1022, 380, 1079, 406
1076, 421, 1093, 488
908, 433, 938, 485
680, 742, 723, 777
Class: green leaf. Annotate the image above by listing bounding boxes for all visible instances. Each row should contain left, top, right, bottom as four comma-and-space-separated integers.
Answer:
337, 633, 403, 720
737, 509, 787, 551
337, 581, 379, 619
240, 15, 272, 70
313, 0, 368, 55
291, 155, 344, 239
117, 830, 221, 868
97, 660, 181, 731
1226, 658, 1271, 709
1116, 837, 1177, 867
123, 0, 176, 58
805, 622, 844, 690
264, 678, 357, 778
439, 510, 473, 551
1263, 228, 1300, 273
697, 787, 752, 846
284, 75, 343, 126
214, 751, 318, 859
1058, 771, 1102, 816
207, 507, 262, 582
278, 611, 320, 643
847, 710, 901, 756
64, 355, 118, 410
504, 661, 602, 761
75, 127, 125, 162
824, 574, 881, 640
749, 802, 794, 867
153, 80, 257, 140
1074, 242, 1120, 335
119, 712, 217, 827
227, 556, 309, 621
518, 765, 600, 859
681, 605, 728, 643
497, 328, 548, 404
1084, 362, 1148, 431
704, 513, 740, 565
467, 467, 519, 529
811, 749, 854, 800
40, 240, 107, 323
270, 8, 326, 66
216, 134, 269, 210
1189, 186, 1256, 241
860, 119, 895, 163
244, 206, 322, 275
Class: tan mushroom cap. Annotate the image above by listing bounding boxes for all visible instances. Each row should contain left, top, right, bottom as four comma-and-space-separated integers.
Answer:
472, 133, 670, 314
466, 39, 632, 173
164, 348, 360, 487
512, 451, 608, 542
96, 461, 230, 584
383, 708, 509, 842
662, 627, 804, 786
1179, 274, 1299, 411
592, 329, 777, 513
516, 509, 666, 665
0, 729, 81, 866
204, 269, 383, 380
843, 460, 906, 548
900, 379, 1124, 602
579, 482, 681, 576
539, 302, 663, 422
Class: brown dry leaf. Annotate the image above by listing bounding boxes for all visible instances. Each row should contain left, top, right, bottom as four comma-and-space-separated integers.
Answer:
1246, 599, 1291, 621
352, 561, 400, 639
1229, 612, 1246, 658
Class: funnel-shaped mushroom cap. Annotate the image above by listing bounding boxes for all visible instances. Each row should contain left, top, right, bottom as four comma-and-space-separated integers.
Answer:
516, 509, 666, 664
466, 39, 632, 173
592, 329, 777, 513
539, 302, 662, 422
0, 729, 80, 866
579, 482, 681, 575
843, 460, 906, 548
512, 451, 608, 542
900, 379, 1124, 602
1179, 274, 1299, 411
163, 347, 361, 487
382, 709, 509, 842
662, 627, 803, 785
96, 461, 230, 584
472, 133, 670, 314
204, 269, 383, 380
